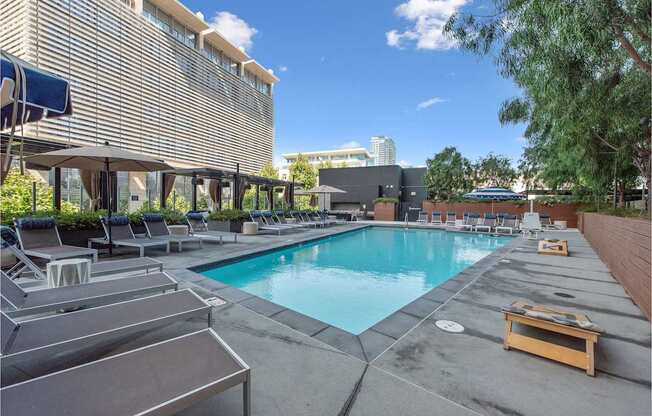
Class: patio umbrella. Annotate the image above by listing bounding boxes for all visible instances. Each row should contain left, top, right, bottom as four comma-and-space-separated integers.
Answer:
304, 185, 346, 210
463, 187, 525, 214
1, 51, 73, 181
24, 142, 172, 254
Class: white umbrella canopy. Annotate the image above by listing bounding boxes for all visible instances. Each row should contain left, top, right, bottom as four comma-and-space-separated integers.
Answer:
305, 185, 346, 194
23, 142, 173, 255
24, 142, 172, 172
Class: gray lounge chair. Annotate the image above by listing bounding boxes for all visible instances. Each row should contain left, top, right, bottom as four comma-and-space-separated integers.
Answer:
291, 211, 320, 228
1, 227, 163, 280
312, 211, 336, 225
416, 211, 428, 224
1, 270, 177, 318
459, 213, 479, 231
186, 213, 237, 243
431, 212, 443, 225
273, 211, 309, 228
263, 211, 303, 230
249, 212, 285, 235
1, 328, 250, 416
143, 213, 203, 252
1, 289, 210, 386
445, 212, 457, 226
496, 215, 518, 234
474, 214, 497, 233
94, 216, 170, 256
13, 217, 98, 262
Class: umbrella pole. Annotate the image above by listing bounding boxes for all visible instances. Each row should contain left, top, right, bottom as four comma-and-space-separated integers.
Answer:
106, 158, 113, 256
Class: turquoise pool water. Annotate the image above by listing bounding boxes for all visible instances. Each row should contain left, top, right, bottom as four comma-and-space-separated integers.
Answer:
201, 227, 511, 334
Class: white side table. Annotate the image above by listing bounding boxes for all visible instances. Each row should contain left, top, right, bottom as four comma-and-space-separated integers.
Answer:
168, 225, 189, 236
47, 258, 91, 288
242, 222, 258, 235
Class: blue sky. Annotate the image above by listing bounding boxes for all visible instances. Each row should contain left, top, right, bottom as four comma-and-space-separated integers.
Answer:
183, 0, 526, 167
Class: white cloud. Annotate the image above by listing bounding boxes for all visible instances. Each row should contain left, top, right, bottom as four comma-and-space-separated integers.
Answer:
416, 96, 447, 110
398, 160, 412, 167
278, 66, 288, 72
386, 0, 469, 50
339, 141, 362, 149
208, 11, 258, 52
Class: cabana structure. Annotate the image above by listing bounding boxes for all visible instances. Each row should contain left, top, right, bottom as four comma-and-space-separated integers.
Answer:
161, 165, 296, 212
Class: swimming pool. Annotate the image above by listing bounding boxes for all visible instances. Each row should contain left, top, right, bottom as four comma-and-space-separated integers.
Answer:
201, 227, 511, 334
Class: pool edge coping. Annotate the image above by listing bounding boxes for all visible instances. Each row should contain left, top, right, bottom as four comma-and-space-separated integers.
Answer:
178, 225, 520, 362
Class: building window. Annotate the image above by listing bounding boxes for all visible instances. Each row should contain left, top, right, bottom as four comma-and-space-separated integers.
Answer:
143, 0, 197, 50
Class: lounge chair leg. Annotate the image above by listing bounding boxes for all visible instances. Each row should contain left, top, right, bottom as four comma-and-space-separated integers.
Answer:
166, 243, 170, 254
140, 247, 144, 257
243, 377, 251, 416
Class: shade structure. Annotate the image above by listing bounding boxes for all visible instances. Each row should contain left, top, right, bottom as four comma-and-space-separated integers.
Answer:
1, 51, 72, 129
24, 142, 173, 254
304, 185, 347, 194
463, 187, 525, 201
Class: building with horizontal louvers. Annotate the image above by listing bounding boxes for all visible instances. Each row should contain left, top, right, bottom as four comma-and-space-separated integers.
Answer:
0, 0, 278, 174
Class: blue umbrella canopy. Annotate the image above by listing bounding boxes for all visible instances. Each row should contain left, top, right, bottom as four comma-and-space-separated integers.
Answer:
1, 51, 72, 129
463, 187, 525, 201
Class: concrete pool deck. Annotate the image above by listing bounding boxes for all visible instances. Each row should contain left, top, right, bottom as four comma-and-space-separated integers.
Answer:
17, 223, 651, 415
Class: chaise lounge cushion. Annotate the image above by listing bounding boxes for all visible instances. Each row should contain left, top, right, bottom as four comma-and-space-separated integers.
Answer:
186, 213, 204, 221
143, 213, 164, 222
101, 216, 130, 226
14, 218, 56, 230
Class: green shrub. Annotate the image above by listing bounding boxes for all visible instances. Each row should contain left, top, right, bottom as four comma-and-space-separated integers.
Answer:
373, 197, 399, 204
207, 209, 249, 222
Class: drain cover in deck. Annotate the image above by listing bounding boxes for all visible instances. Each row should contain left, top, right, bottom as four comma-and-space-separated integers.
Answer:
435, 320, 465, 333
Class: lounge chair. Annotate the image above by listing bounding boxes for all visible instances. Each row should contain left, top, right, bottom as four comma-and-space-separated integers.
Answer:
1, 289, 211, 386
143, 214, 203, 252
309, 211, 335, 226
1, 269, 177, 318
268, 211, 305, 229
539, 214, 559, 230
186, 213, 237, 244
319, 210, 346, 225
475, 213, 497, 233
13, 217, 98, 262
249, 212, 285, 235
291, 211, 321, 228
262, 211, 302, 230
520, 212, 543, 239
1, 328, 251, 416
445, 212, 457, 226
416, 211, 428, 224
2, 226, 163, 280
431, 212, 443, 225
459, 213, 479, 231
495, 215, 518, 234
95, 215, 170, 256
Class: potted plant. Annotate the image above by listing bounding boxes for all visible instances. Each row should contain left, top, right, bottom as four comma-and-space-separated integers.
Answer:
373, 197, 399, 221
207, 209, 249, 233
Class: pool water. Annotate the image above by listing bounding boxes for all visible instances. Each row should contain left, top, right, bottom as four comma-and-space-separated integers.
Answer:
201, 227, 511, 334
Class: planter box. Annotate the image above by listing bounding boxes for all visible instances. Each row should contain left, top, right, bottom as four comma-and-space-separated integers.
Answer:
207, 219, 243, 233
374, 202, 397, 221
59, 228, 105, 247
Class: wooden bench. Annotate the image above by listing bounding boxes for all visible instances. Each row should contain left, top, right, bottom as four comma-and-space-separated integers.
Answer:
503, 302, 602, 376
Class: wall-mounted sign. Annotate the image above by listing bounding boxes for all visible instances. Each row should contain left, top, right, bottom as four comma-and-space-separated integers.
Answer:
131, 195, 139, 201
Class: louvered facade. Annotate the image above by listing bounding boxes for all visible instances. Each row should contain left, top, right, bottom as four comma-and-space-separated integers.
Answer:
0, 0, 276, 174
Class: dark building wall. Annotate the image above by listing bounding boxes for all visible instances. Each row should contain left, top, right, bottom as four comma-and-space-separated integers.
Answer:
319, 166, 426, 218
400, 168, 427, 221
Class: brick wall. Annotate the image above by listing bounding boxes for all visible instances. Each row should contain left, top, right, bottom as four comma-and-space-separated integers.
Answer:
422, 201, 580, 228
374, 202, 397, 221
578, 213, 651, 320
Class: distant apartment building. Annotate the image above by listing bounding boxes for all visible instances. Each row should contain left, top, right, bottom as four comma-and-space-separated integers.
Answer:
278, 148, 372, 180
369, 136, 396, 166
0, 0, 277, 174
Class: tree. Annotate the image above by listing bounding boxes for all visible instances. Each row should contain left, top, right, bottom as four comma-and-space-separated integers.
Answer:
289, 154, 317, 189
259, 163, 279, 179
445, 0, 651, 206
289, 154, 317, 208
317, 160, 334, 171
0, 168, 77, 215
474, 153, 517, 188
424, 147, 473, 200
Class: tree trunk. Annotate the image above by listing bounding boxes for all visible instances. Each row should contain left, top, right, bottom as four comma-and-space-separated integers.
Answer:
618, 181, 626, 207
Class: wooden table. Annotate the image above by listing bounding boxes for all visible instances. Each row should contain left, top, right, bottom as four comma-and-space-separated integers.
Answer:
503, 307, 601, 376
